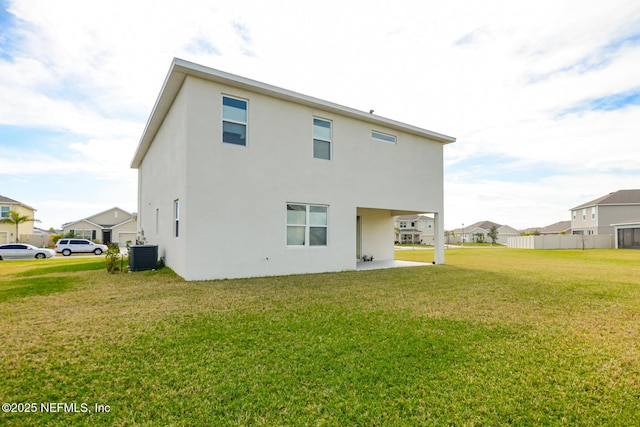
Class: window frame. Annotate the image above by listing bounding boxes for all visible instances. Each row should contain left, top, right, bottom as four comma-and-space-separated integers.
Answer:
222, 95, 248, 146
286, 203, 328, 247
312, 117, 332, 160
371, 130, 397, 144
71, 229, 93, 239
0, 206, 9, 218
174, 199, 180, 238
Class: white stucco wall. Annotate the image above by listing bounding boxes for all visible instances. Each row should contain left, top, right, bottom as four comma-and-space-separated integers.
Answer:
137, 72, 448, 280
357, 208, 395, 261
137, 82, 189, 276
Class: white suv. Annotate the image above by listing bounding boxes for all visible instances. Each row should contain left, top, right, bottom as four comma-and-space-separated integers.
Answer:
55, 239, 108, 256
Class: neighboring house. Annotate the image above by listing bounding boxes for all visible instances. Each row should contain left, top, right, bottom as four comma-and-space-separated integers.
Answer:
61, 207, 137, 247
522, 220, 572, 236
0, 195, 36, 243
612, 218, 640, 249
450, 221, 519, 245
131, 58, 455, 281
394, 214, 434, 244
570, 189, 640, 235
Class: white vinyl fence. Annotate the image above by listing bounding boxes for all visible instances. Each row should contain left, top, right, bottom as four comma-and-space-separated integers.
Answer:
507, 235, 613, 249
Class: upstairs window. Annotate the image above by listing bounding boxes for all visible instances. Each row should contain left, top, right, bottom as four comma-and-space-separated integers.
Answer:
313, 118, 332, 160
222, 96, 247, 146
582, 209, 586, 221
287, 204, 328, 246
0, 206, 9, 218
591, 207, 596, 220
372, 131, 396, 144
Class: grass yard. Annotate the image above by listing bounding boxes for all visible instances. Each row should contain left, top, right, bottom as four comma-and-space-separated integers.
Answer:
1, 249, 639, 426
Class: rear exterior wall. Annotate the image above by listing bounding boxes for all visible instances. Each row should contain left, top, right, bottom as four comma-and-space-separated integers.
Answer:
139, 76, 444, 280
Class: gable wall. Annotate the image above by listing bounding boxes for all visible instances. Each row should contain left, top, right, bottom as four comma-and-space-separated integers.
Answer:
89, 208, 132, 226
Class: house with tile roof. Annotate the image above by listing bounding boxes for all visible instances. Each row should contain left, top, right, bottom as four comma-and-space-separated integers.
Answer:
570, 189, 640, 236
62, 207, 137, 247
0, 195, 37, 243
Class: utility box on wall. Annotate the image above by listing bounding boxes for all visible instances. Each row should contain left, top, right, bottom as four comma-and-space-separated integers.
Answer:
129, 245, 158, 271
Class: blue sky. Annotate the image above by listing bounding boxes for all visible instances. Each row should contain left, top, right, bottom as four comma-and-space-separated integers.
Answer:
1, 0, 639, 230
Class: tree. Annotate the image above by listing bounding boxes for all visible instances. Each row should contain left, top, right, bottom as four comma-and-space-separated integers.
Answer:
444, 230, 455, 244
0, 210, 40, 243
488, 225, 499, 244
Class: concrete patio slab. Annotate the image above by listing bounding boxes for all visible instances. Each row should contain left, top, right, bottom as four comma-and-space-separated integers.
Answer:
356, 259, 432, 271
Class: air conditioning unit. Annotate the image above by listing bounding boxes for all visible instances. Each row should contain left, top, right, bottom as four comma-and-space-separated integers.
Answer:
129, 245, 158, 271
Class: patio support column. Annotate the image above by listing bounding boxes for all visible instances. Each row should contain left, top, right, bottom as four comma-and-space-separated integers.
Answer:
434, 211, 445, 264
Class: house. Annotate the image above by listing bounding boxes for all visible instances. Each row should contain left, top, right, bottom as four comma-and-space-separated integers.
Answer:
61, 207, 137, 247
522, 220, 572, 236
130, 58, 455, 280
394, 214, 434, 244
0, 195, 37, 243
570, 189, 640, 235
450, 221, 519, 245
612, 218, 640, 249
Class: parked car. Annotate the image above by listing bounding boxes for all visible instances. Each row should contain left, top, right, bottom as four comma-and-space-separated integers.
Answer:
0, 244, 56, 260
54, 239, 108, 256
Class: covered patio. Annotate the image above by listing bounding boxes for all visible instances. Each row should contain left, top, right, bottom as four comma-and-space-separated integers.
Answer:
356, 207, 444, 268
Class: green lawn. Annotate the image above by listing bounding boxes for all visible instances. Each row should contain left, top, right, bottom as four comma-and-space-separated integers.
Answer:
1, 249, 639, 426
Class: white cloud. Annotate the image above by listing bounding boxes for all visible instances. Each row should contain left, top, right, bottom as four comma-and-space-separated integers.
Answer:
445, 172, 640, 230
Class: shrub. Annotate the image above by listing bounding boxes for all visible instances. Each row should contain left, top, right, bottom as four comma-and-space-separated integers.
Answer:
49, 233, 63, 247
105, 244, 121, 274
